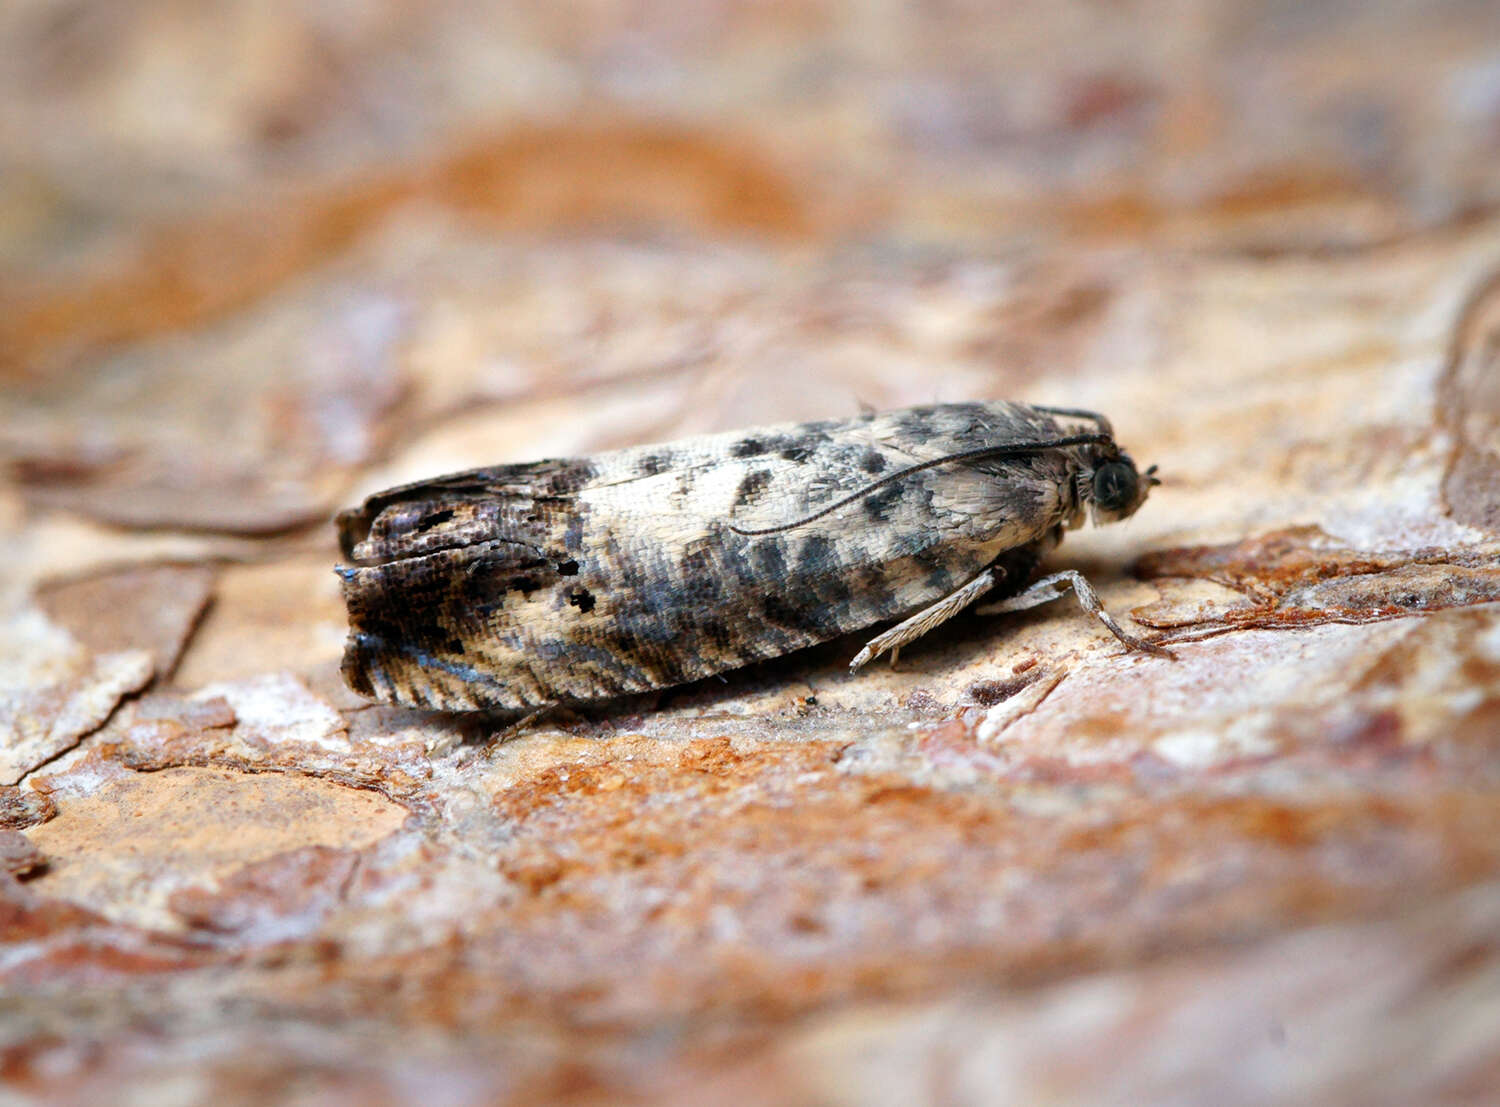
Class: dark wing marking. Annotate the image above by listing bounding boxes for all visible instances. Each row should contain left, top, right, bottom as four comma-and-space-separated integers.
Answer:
728, 433, 1112, 536
338, 458, 612, 709
338, 459, 599, 563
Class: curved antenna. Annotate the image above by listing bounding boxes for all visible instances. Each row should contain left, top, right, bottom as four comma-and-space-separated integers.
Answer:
1032, 405, 1114, 438
729, 432, 1114, 537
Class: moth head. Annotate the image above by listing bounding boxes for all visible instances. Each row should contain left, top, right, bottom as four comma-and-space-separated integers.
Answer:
1083, 449, 1158, 524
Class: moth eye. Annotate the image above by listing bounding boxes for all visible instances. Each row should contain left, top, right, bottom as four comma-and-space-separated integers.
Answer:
1092, 461, 1138, 513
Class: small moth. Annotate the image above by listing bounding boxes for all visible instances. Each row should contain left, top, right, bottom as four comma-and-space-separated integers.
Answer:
336, 402, 1168, 712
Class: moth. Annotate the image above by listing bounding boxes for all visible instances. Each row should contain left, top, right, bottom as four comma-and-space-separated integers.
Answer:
336, 402, 1168, 712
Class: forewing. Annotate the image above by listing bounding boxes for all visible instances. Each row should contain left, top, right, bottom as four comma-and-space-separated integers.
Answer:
337, 404, 1069, 710
338, 459, 610, 709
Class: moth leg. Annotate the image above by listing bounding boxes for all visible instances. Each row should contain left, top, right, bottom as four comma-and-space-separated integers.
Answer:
490, 704, 555, 745
850, 567, 1001, 671
975, 571, 1175, 658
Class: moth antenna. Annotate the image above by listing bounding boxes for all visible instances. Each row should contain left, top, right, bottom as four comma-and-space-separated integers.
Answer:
1031, 405, 1115, 438
729, 433, 1114, 537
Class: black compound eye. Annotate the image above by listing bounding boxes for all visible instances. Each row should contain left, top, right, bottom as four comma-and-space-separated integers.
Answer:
1092, 460, 1138, 513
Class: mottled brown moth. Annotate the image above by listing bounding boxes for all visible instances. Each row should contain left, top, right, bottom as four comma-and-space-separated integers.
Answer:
336, 402, 1168, 712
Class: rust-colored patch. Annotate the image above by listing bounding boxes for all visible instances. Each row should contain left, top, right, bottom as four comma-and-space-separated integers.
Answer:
1138, 526, 1391, 600
1047, 189, 1164, 237
1049, 167, 1392, 241
0, 121, 810, 381
1200, 166, 1374, 220
0, 872, 210, 984
1133, 525, 1500, 639
325, 721, 1500, 1029
426, 124, 810, 239
485, 737, 999, 905
0, 173, 406, 382
0, 786, 54, 830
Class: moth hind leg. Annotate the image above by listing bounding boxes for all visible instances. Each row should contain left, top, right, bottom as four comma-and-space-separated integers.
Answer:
976, 570, 1175, 658
490, 703, 555, 745
850, 567, 1002, 671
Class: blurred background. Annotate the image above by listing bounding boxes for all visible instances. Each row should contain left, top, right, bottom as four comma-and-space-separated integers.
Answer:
4, 0, 1500, 530
4, 3, 1500, 1104
6, 0, 1500, 533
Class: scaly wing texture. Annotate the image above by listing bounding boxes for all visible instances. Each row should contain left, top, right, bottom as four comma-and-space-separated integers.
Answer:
338, 403, 1073, 708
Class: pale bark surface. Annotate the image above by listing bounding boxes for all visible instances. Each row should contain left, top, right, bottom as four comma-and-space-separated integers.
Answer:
3, 2, 1500, 1103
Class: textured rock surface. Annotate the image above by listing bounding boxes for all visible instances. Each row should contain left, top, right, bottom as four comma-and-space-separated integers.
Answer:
3, 1, 1500, 1103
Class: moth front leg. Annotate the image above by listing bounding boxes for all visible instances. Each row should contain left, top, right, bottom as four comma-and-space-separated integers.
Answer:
975, 570, 1175, 658
849, 567, 1001, 671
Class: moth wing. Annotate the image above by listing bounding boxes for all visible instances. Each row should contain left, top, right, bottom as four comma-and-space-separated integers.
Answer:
336, 405, 1074, 710
337, 459, 599, 563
